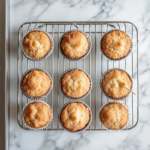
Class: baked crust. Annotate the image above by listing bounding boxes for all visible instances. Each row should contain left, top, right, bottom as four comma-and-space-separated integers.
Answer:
23, 102, 51, 128
61, 69, 91, 98
61, 102, 90, 131
21, 70, 51, 97
102, 69, 132, 99
23, 31, 51, 58
101, 30, 131, 59
100, 102, 129, 130
61, 31, 89, 58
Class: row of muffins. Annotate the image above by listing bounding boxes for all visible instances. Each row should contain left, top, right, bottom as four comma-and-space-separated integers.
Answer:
20, 28, 133, 132
22, 101, 128, 131
21, 68, 132, 131
21, 29, 91, 61
21, 29, 132, 61
23, 100, 128, 131
21, 68, 132, 100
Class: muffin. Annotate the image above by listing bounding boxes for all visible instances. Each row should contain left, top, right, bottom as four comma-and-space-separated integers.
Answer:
101, 30, 132, 60
61, 69, 91, 99
102, 69, 132, 99
21, 70, 52, 98
23, 101, 52, 129
100, 102, 129, 130
60, 102, 90, 131
22, 31, 51, 59
61, 31, 89, 59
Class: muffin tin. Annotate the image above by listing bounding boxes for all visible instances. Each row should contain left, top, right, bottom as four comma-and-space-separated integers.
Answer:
17, 21, 139, 131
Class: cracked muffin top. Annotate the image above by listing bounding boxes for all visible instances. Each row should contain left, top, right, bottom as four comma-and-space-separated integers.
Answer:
61, 69, 91, 98
22, 31, 51, 59
101, 30, 131, 59
23, 102, 52, 128
21, 70, 51, 98
61, 102, 90, 131
61, 31, 89, 58
102, 69, 132, 99
100, 102, 129, 130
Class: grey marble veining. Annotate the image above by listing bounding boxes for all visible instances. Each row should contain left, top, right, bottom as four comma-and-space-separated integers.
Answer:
9, 0, 150, 150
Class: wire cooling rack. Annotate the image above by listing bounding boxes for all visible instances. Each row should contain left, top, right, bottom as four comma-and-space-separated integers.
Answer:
17, 21, 139, 131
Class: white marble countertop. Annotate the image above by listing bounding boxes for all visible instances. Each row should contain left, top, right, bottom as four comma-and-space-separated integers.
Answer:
9, 0, 150, 150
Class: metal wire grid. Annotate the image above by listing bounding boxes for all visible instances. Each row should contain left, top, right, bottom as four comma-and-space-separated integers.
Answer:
17, 21, 139, 131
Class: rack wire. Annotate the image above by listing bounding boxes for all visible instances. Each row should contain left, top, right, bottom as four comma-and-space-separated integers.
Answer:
17, 21, 139, 131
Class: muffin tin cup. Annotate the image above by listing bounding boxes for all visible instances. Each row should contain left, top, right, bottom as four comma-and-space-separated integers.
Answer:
20, 29, 54, 61
59, 101, 92, 133
20, 68, 53, 100
100, 29, 133, 61
60, 68, 92, 101
22, 100, 53, 130
99, 101, 129, 131
59, 30, 92, 61
100, 68, 133, 101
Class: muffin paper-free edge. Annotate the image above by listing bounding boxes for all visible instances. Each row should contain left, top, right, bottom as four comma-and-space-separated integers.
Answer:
22, 100, 53, 130
59, 68, 92, 101
59, 30, 92, 61
20, 68, 53, 100
100, 29, 133, 61
59, 101, 92, 133
100, 68, 133, 101
20, 29, 54, 61
99, 101, 129, 131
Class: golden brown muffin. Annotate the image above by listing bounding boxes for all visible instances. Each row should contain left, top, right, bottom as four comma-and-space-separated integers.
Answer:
61, 69, 91, 98
100, 102, 129, 130
21, 70, 51, 98
101, 30, 131, 59
102, 69, 132, 99
23, 31, 51, 58
61, 31, 89, 58
23, 102, 51, 128
61, 102, 90, 131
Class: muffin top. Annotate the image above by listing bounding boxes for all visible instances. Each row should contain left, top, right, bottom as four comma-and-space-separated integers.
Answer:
23, 31, 51, 59
101, 30, 131, 59
21, 70, 51, 97
102, 69, 132, 99
61, 69, 91, 98
23, 102, 51, 128
100, 102, 129, 130
61, 31, 89, 58
61, 102, 90, 131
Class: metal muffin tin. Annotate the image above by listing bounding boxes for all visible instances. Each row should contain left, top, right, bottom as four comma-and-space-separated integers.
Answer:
59, 101, 92, 133
100, 68, 133, 100
17, 21, 139, 131
59, 68, 92, 101
20, 68, 53, 100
